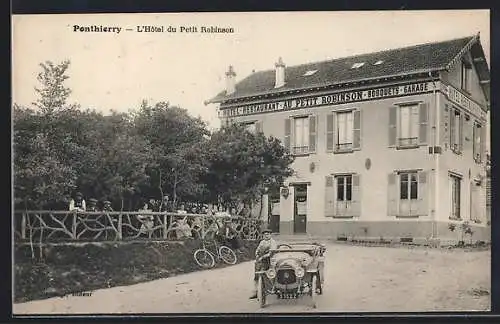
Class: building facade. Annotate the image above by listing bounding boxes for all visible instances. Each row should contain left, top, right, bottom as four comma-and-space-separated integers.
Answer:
207, 34, 490, 243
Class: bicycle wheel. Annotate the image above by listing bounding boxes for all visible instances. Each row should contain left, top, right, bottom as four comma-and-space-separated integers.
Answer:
219, 246, 237, 265
194, 249, 215, 268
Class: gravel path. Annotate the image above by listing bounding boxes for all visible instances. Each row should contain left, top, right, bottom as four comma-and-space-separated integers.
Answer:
13, 243, 490, 314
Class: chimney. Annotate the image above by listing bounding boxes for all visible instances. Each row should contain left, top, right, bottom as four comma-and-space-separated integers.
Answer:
275, 57, 286, 88
225, 65, 236, 95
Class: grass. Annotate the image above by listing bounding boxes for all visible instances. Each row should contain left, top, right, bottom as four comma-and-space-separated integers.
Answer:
14, 239, 259, 303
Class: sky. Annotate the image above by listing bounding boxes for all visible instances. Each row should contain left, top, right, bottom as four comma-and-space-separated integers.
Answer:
12, 10, 490, 131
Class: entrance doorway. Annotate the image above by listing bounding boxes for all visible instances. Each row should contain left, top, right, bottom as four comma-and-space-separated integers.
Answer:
293, 184, 307, 234
268, 192, 280, 233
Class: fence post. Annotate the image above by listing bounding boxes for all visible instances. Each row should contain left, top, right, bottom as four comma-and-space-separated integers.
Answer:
163, 212, 167, 239
118, 213, 123, 240
21, 212, 26, 239
72, 212, 77, 239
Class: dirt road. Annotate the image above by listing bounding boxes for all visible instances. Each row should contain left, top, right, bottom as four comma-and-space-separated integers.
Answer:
13, 243, 490, 314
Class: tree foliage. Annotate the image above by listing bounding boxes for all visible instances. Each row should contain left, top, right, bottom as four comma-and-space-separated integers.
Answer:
14, 60, 295, 212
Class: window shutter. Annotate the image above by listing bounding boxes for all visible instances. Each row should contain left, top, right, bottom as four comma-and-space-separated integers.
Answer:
351, 174, 361, 216
441, 105, 449, 148
325, 176, 335, 217
480, 123, 486, 163
389, 106, 397, 147
255, 121, 262, 133
326, 113, 334, 152
417, 171, 428, 216
387, 173, 397, 216
284, 118, 291, 151
353, 110, 361, 150
419, 103, 428, 145
449, 107, 455, 148
309, 115, 317, 153
459, 113, 464, 152
472, 123, 477, 159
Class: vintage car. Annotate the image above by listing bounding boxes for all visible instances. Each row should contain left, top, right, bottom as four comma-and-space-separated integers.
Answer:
255, 242, 326, 308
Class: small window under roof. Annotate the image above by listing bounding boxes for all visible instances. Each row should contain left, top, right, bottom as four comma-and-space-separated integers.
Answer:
351, 62, 365, 69
303, 70, 318, 76
373, 60, 384, 65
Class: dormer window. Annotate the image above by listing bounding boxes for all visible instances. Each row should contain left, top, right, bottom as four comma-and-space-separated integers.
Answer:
373, 60, 384, 65
303, 70, 318, 76
351, 62, 365, 69
461, 61, 472, 93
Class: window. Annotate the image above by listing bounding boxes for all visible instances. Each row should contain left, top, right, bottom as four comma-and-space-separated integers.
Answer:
389, 103, 428, 149
326, 110, 361, 153
325, 174, 360, 217
400, 172, 418, 200
449, 174, 461, 219
351, 62, 365, 69
461, 62, 472, 93
473, 122, 482, 162
293, 116, 309, 155
303, 70, 318, 76
336, 175, 352, 201
398, 104, 419, 147
449, 107, 463, 154
244, 122, 256, 133
336, 111, 353, 151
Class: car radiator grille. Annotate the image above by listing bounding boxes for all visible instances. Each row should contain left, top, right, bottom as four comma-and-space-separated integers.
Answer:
277, 269, 296, 285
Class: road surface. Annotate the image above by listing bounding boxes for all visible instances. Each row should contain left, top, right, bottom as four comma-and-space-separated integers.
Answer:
14, 243, 490, 314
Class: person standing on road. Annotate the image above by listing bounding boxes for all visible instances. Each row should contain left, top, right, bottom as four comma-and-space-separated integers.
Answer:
249, 227, 277, 299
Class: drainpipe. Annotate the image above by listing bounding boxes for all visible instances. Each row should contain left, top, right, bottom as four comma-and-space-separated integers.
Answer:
430, 72, 440, 240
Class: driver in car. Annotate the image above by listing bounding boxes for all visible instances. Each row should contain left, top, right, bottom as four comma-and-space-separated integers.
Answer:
249, 227, 277, 299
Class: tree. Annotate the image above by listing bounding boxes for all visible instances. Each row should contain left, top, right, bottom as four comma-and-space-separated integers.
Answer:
133, 100, 210, 207
32, 60, 78, 115
204, 123, 294, 212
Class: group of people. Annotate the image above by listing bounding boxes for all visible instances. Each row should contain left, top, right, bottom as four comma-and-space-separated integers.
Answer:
68, 192, 113, 212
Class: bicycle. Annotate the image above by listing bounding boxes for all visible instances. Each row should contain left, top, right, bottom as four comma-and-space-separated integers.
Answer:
193, 238, 237, 268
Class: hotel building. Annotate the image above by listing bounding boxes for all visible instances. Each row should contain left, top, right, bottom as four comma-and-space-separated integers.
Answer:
206, 34, 490, 243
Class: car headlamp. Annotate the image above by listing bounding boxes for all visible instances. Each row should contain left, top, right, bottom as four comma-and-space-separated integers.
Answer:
266, 269, 276, 279
295, 267, 305, 278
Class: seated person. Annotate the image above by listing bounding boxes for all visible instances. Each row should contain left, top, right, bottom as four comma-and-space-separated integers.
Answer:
249, 227, 277, 299
217, 216, 242, 252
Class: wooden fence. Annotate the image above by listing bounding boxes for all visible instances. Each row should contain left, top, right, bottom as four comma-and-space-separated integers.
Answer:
13, 211, 264, 243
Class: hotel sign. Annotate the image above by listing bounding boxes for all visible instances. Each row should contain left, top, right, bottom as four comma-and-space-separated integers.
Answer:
219, 82, 434, 118
445, 85, 485, 118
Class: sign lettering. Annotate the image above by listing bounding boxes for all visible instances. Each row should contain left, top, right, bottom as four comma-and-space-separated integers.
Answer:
445, 85, 485, 118
219, 82, 432, 118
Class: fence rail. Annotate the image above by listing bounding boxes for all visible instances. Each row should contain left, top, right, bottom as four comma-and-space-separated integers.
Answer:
14, 211, 263, 243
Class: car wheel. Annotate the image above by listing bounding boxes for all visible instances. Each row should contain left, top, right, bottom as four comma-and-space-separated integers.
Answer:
257, 275, 266, 308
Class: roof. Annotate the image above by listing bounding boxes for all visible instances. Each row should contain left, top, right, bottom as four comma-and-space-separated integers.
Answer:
207, 34, 490, 104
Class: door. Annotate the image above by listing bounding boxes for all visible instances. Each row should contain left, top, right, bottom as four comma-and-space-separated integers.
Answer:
294, 184, 307, 233
398, 172, 419, 216
269, 194, 280, 233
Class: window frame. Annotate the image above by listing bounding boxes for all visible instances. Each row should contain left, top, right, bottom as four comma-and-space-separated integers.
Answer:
398, 171, 419, 201
292, 115, 310, 156
397, 103, 420, 148
335, 174, 353, 202
449, 172, 462, 220
461, 61, 472, 93
449, 106, 463, 155
335, 110, 354, 153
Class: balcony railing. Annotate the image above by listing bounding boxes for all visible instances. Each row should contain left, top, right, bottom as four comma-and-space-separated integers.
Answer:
397, 137, 418, 148
292, 145, 309, 155
13, 211, 264, 243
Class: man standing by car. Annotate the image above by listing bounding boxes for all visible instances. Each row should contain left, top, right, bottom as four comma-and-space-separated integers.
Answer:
249, 227, 277, 299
